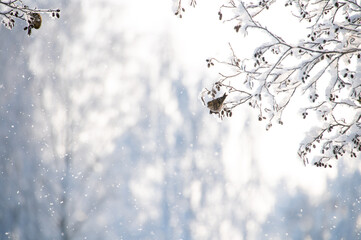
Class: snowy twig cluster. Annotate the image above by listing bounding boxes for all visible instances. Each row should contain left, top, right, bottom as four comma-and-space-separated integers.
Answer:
174, 0, 197, 18
0, 0, 60, 35
177, 0, 361, 167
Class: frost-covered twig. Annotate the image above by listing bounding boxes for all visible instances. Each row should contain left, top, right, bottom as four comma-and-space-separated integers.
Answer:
194, 0, 361, 167
0, 0, 60, 35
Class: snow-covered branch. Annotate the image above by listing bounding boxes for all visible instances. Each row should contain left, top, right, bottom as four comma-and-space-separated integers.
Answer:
0, 0, 60, 35
184, 0, 361, 166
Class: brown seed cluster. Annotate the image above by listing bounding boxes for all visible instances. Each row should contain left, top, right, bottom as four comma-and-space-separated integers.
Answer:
206, 59, 214, 68
174, 7, 185, 18
314, 161, 332, 168
1, 18, 15, 30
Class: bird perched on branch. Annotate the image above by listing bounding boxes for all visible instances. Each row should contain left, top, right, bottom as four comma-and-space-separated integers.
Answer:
30, 13, 42, 29
207, 93, 227, 114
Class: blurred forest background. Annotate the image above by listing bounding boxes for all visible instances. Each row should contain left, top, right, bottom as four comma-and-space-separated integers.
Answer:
1, 0, 361, 239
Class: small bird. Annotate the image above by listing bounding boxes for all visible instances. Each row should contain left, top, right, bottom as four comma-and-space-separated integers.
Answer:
207, 93, 227, 114
31, 13, 42, 29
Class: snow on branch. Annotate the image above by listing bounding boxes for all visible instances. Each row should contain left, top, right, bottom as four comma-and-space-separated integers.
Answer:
179, 0, 361, 167
0, 0, 60, 35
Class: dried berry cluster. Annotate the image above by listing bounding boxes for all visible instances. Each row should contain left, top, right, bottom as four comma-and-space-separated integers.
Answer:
299, 123, 361, 166
174, 0, 196, 18
174, 7, 185, 18
258, 0, 271, 9
328, 93, 338, 102
234, 25, 241, 32
1, 17, 14, 29
204, 81, 222, 98
309, 93, 319, 103
314, 161, 332, 168
219, 108, 232, 120
218, 11, 222, 21
332, 145, 345, 160
254, 50, 268, 67
284, 1, 293, 7
206, 58, 214, 68
302, 111, 308, 119
51, 11, 60, 19
352, 135, 361, 155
